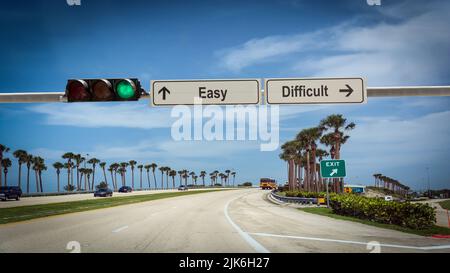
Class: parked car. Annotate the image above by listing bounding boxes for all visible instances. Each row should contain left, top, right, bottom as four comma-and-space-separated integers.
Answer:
0, 186, 22, 201
94, 188, 113, 197
384, 195, 393, 202
178, 185, 188, 191
118, 186, 133, 193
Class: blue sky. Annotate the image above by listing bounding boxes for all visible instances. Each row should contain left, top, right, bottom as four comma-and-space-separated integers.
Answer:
0, 0, 449, 192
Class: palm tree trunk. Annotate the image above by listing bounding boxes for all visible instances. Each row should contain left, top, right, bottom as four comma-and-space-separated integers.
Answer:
103, 168, 108, 187
35, 170, 39, 192
26, 166, 30, 193
4, 170, 8, 186
146, 171, 151, 189
39, 171, 43, 193
57, 172, 60, 192
140, 170, 143, 189
153, 171, 157, 190
18, 163, 22, 188
131, 169, 135, 189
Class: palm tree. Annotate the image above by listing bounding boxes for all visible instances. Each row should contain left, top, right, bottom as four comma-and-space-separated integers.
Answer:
1, 158, 12, 186
119, 162, 129, 187
111, 163, 119, 190
231, 171, 236, 187
0, 144, 10, 186
88, 158, 101, 190
150, 163, 158, 189
99, 162, 108, 187
129, 160, 137, 189
24, 154, 33, 193
53, 162, 64, 192
320, 114, 355, 192
73, 154, 83, 190
62, 152, 75, 186
38, 162, 47, 193
280, 140, 299, 191
178, 170, 184, 186
158, 167, 165, 189
86, 168, 93, 189
165, 167, 171, 189
63, 163, 70, 189
108, 166, 115, 190
224, 170, 231, 186
13, 150, 27, 188
137, 164, 143, 189
189, 171, 195, 186
32, 157, 44, 192
296, 127, 322, 192
184, 170, 189, 186
200, 171, 206, 187
144, 165, 151, 189
169, 170, 177, 188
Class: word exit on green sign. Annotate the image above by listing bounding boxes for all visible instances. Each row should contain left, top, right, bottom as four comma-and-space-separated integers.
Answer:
320, 160, 346, 178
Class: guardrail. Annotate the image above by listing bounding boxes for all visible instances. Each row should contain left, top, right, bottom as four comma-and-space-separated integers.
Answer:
271, 190, 319, 205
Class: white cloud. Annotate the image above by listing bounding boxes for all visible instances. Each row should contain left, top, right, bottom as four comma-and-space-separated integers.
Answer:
217, 1, 450, 86
28, 102, 174, 129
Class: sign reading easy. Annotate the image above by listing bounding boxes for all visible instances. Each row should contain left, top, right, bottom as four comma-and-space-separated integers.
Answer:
152, 79, 260, 106
265, 77, 366, 104
320, 160, 346, 178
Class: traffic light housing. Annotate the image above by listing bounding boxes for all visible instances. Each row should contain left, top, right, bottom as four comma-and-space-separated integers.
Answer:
65, 78, 144, 102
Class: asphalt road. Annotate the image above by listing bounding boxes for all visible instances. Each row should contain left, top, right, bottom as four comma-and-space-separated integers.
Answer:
0, 189, 449, 253
0, 188, 225, 209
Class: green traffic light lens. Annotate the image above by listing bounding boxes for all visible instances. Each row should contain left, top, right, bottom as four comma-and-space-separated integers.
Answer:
116, 80, 136, 99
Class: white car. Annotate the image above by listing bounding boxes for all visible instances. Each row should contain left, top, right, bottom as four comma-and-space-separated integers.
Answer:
384, 195, 393, 202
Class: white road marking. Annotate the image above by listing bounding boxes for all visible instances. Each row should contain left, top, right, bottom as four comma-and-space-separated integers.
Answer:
224, 196, 270, 253
112, 225, 129, 233
248, 232, 450, 251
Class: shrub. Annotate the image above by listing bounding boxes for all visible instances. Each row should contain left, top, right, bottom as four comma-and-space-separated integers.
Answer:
330, 194, 436, 229
64, 184, 76, 192
284, 191, 326, 198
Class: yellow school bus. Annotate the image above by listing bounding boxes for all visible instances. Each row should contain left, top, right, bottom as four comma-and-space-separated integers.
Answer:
260, 178, 277, 190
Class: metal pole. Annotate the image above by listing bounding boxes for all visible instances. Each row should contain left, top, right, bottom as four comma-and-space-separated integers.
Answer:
0, 86, 450, 103
326, 178, 330, 208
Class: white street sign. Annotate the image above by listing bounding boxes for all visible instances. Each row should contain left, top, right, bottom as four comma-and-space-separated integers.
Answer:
265, 77, 367, 104
152, 79, 260, 106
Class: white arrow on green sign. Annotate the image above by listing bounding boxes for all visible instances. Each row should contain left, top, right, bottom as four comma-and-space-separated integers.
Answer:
320, 160, 346, 178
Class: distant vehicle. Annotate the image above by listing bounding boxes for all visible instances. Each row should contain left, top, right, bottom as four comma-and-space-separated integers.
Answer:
0, 186, 22, 201
94, 188, 113, 197
260, 178, 277, 190
178, 185, 188, 191
118, 186, 133, 193
384, 195, 393, 202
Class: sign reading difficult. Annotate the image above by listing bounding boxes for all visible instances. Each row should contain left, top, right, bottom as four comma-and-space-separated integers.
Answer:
152, 79, 260, 106
265, 77, 366, 104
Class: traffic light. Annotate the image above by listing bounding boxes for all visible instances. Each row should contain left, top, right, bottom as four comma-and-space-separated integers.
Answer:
65, 78, 144, 102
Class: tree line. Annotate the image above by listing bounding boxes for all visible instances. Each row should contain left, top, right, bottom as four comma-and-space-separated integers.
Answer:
279, 114, 355, 193
0, 145, 236, 193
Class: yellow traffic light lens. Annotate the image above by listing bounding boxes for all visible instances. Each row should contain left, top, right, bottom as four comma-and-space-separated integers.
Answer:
92, 80, 114, 101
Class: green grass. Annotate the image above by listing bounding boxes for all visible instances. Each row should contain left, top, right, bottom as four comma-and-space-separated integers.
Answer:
439, 200, 450, 210
0, 190, 226, 225
299, 207, 450, 237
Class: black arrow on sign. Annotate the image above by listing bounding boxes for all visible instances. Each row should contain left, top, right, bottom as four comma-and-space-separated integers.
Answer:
158, 86, 171, 100
339, 84, 354, 97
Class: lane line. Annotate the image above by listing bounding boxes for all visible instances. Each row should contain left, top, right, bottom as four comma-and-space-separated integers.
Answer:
112, 225, 129, 233
224, 195, 270, 253
248, 232, 450, 251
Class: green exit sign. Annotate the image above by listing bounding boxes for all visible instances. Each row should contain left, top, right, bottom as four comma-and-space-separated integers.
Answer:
320, 160, 346, 178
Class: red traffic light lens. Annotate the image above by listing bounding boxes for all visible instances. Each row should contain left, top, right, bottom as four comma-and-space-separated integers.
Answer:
92, 80, 114, 101
67, 80, 90, 101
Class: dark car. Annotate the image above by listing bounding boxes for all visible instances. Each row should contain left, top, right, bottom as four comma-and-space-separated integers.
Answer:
118, 186, 133, 193
178, 185, 188, 191
94, 188, 113, 197
0, 186, 22, 201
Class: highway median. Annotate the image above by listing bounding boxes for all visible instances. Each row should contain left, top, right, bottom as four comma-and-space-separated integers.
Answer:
0, 189, 228, 225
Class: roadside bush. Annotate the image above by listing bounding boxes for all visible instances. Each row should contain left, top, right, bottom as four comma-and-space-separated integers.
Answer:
284, 191, 326, 198
330, 194, 435, 229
